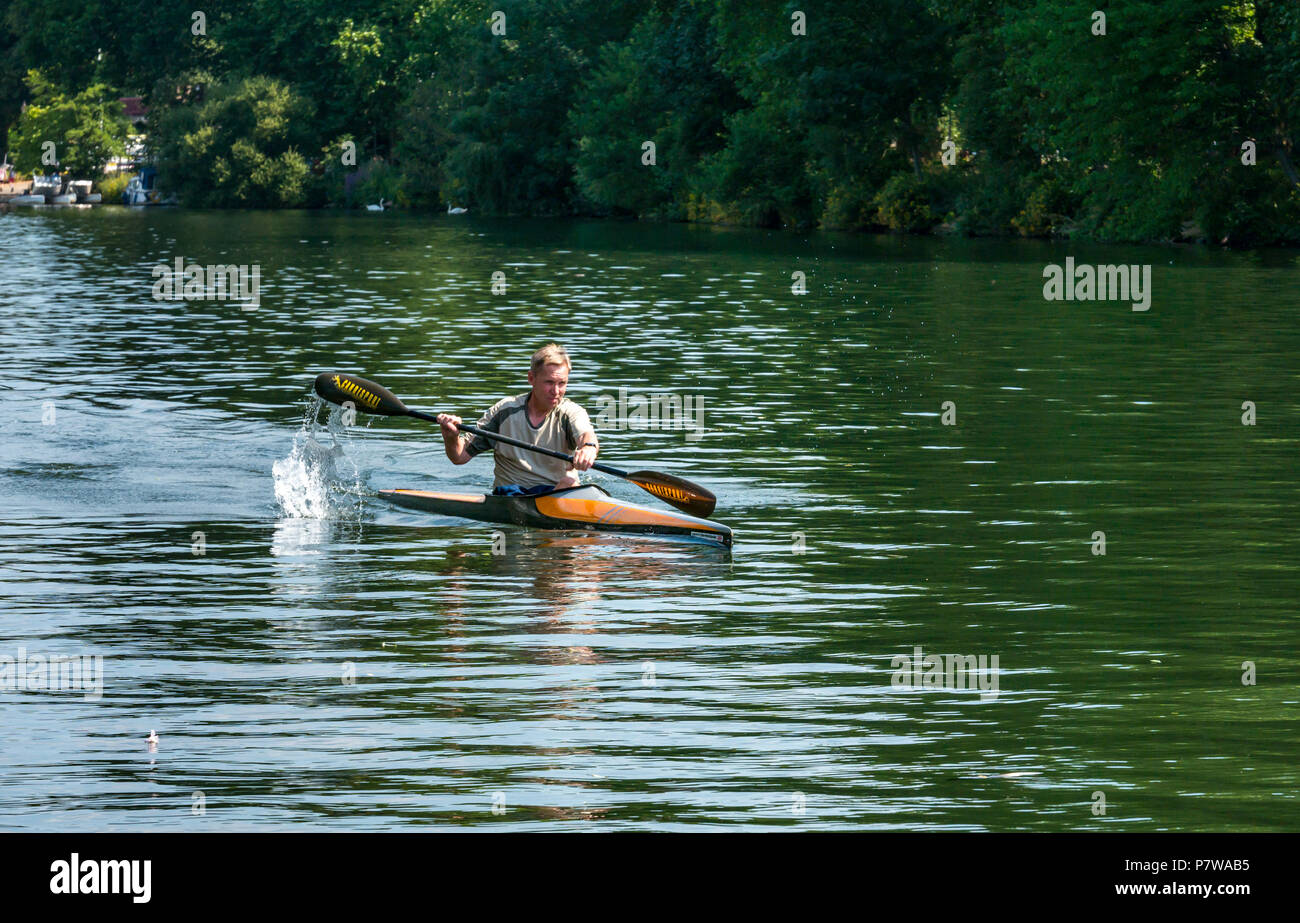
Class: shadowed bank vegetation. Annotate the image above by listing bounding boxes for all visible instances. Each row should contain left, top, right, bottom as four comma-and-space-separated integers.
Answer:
3, 0, 1297, 244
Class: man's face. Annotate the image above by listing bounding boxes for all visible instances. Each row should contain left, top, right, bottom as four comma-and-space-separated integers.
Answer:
528, 363, 568, 409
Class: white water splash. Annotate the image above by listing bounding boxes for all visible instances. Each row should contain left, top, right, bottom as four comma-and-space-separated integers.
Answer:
272, 398, 367, 521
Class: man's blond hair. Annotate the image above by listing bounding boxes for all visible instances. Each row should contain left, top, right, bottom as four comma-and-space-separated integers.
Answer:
530, 343, 571, 374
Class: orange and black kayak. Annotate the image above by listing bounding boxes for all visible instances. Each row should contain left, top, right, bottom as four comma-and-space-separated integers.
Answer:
377, 484, 733, 546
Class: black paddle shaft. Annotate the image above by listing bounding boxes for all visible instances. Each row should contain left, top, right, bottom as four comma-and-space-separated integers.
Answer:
408, 409, 630, 478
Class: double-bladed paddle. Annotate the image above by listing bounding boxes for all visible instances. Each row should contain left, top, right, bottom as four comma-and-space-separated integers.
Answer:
313, 372, 718, 518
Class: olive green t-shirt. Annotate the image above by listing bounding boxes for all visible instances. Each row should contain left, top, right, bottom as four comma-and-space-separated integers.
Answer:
463, 393, 595, 488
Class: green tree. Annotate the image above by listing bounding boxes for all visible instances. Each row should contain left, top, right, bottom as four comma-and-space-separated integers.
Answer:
8, 71, 129, 175
0, 4, 25, 158
998, 0, 1297, 242
397, 0, 641, 215
704, 0, 953, 228
11, 1, 222, 107
697, 104, 817, 227
149, 75, 314, 206
569, 0, 742, 217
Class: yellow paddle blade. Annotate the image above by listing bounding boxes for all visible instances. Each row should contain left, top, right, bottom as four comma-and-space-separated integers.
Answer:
626, 470, 717, 518
313, 372, 408, 416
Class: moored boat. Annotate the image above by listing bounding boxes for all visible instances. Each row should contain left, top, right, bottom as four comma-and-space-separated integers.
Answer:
69, 180, 100, 203
123, 166, 174, 205
123, 173, 152, 205
31, 175, 60, 198
378, 483, 733, 546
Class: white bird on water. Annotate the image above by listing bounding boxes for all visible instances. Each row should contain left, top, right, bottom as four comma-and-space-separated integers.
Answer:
366, 198, 387, 212
447, 203, 468, 215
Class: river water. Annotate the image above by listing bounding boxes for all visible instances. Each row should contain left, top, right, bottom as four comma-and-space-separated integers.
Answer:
1, 207, 1296, 830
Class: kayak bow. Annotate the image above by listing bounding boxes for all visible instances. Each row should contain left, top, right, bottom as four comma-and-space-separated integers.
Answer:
378, 484, 733, 546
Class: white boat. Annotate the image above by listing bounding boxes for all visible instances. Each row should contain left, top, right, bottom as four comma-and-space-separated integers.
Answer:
122, 166, 175, 205
68, 180, 100, 203
31, 175, 60, 198
123, 174, 151, 205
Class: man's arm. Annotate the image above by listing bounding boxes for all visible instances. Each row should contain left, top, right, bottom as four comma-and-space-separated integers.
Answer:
437, 414, 472, 465
572, 428, 598, 471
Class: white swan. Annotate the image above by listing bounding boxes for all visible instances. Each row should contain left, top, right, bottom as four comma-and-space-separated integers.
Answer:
366, 198, 387, 211
447, 203, 468, 215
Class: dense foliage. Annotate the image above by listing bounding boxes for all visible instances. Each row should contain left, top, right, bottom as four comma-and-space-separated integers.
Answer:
7, 71, 130, 176
3, 0, 1297, 243
148, 75, 315, 207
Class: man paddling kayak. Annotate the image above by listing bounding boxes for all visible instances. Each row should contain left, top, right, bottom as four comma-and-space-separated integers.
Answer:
311, 368, 721, 524
436, 343, 599, 492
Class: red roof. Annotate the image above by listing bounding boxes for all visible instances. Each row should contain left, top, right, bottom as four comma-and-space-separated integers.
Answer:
120, 97, 149, 119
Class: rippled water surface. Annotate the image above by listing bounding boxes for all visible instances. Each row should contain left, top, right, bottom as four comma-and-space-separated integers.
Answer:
1, 208, 1297, 830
